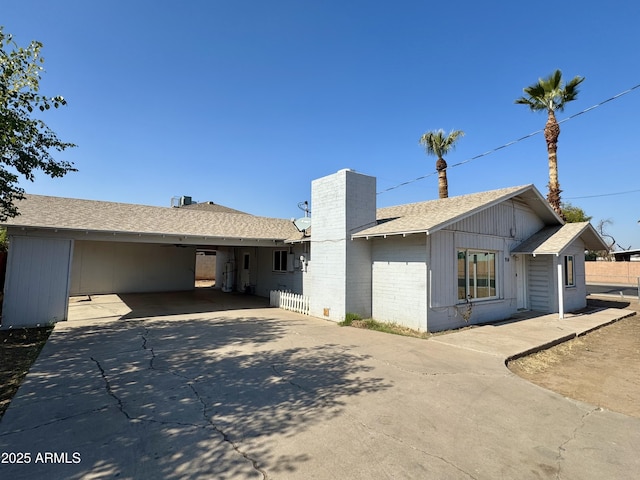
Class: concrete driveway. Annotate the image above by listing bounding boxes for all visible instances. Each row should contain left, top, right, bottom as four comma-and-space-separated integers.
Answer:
1, 290, 638, 479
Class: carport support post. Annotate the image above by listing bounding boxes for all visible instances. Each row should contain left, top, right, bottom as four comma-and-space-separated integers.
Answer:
557, 258, 565, 319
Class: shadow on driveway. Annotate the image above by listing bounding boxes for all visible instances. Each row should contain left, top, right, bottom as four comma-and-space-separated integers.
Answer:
3, 292, 639, 479
0, 300, 391, 479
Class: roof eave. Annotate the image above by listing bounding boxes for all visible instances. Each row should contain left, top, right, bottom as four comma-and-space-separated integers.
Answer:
5, 225, 289, 245
352, 229, 430, 240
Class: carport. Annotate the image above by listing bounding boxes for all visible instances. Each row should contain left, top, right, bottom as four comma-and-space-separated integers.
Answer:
0, 194, 305, 329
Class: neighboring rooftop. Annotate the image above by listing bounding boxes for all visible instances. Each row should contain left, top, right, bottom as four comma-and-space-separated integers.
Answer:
612, 248, 640, 262
179, 201, 250, 215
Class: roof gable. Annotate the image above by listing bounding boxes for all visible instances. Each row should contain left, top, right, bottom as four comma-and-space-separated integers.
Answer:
353, 184, 561, 238
511, 222, 609, 255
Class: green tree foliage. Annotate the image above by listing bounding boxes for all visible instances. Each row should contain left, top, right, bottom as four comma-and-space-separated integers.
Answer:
419, 129, 464, 199
561, 202, 592, 223
0, 227, 7, 252
0, 27, 76, 220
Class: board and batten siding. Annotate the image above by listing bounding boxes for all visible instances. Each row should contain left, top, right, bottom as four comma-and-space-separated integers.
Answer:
371, 234, 427, 331
423, 199, 547, 329
429, 230, 455, 308
430, 230, 511, 308
447, 200, 545, 241
2, 236, 73, 328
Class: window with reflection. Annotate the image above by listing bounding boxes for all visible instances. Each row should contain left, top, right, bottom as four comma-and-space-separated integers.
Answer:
457, 250, 497, 301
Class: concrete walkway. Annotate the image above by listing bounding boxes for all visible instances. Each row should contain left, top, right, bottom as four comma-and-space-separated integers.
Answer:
0, 291, 638, 479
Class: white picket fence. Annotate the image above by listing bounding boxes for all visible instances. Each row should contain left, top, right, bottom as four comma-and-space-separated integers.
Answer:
269, 290, 310, 315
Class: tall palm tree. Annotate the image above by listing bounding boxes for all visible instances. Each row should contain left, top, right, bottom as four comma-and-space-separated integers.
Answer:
515, 69, 584, 217
419, 129, 464, 199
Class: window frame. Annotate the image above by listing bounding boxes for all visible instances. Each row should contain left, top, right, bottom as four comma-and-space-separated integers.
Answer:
273, 250, 288, 272
457, 249, 499, 303
564, 255, 575, 287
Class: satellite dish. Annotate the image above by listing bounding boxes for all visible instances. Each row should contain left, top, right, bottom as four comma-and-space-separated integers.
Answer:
293, 217, 311, 232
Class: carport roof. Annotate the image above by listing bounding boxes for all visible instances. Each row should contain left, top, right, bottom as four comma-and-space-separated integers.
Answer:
2, 194, 300, 242
511, 222, 609, 255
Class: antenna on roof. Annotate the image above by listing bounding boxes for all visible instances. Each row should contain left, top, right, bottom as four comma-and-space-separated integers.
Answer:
293, 200, 311, 232
298, 200, 310, 217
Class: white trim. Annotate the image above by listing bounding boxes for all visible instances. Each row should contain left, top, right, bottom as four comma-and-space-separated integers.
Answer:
557, 260, 565, 319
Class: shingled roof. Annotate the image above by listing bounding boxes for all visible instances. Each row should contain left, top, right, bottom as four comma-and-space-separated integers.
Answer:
353, 184, 560, 238
180, 201, 249, 215
511, 222, 609, 255
2, 195, 299, 241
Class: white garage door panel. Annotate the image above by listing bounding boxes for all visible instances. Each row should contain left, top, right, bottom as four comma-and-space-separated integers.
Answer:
2, 236, 73, 328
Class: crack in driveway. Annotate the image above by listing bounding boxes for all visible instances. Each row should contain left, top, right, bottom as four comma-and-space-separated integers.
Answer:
91, 356, 133, 421
342, 411, 479, 479
188, 382, 268, 480
555, 407, 603, 479
91, 330, 269, 478
0, 406, 111, 436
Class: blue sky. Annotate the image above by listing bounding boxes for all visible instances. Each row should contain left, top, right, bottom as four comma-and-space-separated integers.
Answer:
4, 1, 640, 248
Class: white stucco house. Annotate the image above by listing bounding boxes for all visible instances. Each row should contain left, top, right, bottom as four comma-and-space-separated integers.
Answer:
300, 169, 607, 332
0, 168, 607, 332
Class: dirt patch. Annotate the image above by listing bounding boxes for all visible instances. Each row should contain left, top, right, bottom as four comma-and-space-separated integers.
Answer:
509, 296, 640, 418
0, 327, 52, 419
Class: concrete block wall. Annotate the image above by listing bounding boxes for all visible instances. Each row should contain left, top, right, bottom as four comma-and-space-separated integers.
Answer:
309, 169, 376, 321
585, 261, 640, 286
195, 254, 216, 280
371, 235, 428, 330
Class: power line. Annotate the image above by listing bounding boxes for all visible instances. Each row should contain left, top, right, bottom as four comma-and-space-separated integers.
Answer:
377, 82, 640, 195
565, 188, 640, 200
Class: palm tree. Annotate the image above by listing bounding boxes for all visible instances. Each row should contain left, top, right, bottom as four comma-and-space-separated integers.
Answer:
515, 69, 584, 217
419, 129, 464, 198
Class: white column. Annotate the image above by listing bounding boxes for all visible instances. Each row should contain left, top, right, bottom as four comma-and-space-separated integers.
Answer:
557, 258, 564, 319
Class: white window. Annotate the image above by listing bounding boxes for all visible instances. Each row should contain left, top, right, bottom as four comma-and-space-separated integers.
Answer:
564, 255, 575, 287
457, 250, 498, 301
273, 250, 288, 272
